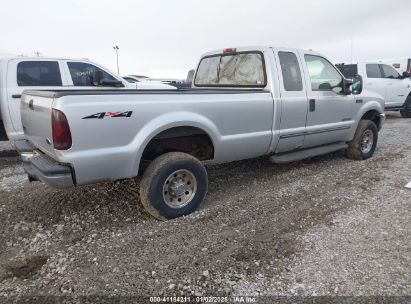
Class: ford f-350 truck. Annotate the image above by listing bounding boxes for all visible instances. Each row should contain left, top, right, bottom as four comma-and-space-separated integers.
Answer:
16, 47, 385, 220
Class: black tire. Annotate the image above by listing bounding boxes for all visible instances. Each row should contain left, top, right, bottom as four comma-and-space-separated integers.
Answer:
400, 96, 411, 118
139, 152, 208, 220
0, 121, 8, 141
346, 120, 378, 160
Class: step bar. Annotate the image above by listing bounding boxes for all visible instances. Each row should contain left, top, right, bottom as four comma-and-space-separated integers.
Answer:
270, 142, 348, 164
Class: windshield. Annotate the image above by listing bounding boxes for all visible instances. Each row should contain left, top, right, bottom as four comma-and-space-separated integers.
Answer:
194, 52, 266, 87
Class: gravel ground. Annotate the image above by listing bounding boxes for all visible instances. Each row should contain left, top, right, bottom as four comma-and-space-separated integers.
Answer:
0, 141, 17, 157
0, 114, 410, 301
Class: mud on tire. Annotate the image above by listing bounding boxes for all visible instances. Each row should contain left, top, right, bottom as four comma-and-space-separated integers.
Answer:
346, 120, 378, 160
139, 152, 208, 220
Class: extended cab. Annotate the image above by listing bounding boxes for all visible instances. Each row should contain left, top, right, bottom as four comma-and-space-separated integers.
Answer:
336, 62, 411, 118
17, 47, 385, 220
0, 57, 174, 141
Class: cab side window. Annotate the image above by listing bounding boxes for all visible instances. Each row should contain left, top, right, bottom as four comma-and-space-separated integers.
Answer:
278, 52, 303, 91
67, 62, 116, 86
304, 55, 343, 93
381, 64, 400, 79
17, 61, 62, 86
366, 64, 382, 78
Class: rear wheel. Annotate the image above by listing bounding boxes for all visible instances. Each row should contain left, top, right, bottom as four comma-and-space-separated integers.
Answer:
139, 152, 208, 220
400, 96, 411, 118
346, 120, 378, 160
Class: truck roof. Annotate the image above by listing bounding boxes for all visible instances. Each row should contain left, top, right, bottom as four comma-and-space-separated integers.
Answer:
0, 56, 89, 62
199, 46, 323, 57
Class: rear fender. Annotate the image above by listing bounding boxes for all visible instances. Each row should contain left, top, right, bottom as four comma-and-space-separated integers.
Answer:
130, 112, 220, 176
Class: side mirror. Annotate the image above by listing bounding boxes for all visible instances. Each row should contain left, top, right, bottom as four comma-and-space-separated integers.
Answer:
92, 70, 103, 86
351, 74, 363, 95
318, 82, 332, 90
100, 79, 125, 87
92, 70, 125, 87
402, 71, 411, 79
342, 77, 353, 94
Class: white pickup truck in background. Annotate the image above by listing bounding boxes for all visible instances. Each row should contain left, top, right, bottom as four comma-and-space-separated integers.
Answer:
336, 62, 411, 118
0, 57, 174, 141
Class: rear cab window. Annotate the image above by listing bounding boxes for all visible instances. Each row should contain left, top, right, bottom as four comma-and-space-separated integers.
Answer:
67, 62, 116, 86
194, 51, 266, 87
17, 61, 62, 86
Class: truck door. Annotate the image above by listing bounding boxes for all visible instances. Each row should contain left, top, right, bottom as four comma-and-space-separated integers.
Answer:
300, 53, 355, 148
363, 64, 387, 102
274, 50, 308, 153
6, 59, 67, 138
380, 64, 410, 108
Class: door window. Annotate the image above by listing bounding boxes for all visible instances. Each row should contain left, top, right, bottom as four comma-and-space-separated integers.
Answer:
278, 52, 303, 91
67, 62, 116, 86
17, 61, 62, 86
366, 64, 382, 78
304, 55, 343, 93
380, 64, 400, 79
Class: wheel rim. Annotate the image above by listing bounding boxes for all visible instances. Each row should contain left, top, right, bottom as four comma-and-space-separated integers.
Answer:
360, 129, 374, 154
162, 169, 197, 208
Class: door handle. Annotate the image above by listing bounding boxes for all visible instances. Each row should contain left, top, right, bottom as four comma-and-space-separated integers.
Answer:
29, 99, 34, 110
309, 99, 316, 112
12, 94, 22, 99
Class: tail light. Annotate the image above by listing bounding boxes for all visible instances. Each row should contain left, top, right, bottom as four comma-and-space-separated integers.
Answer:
52, 109, 72, 150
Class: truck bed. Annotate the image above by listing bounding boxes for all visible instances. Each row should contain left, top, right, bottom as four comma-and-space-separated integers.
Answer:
21, 87, 275, 185
22, 88, 269, 98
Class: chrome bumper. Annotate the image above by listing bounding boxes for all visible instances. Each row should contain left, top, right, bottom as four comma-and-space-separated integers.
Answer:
15, 140, 74, 188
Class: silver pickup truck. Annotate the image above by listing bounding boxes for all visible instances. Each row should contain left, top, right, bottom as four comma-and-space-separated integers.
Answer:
16, 46, 385, 220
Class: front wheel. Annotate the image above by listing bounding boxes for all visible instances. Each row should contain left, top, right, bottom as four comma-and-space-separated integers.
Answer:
346, 120, 378, 160
400, 96, 411, 118
139, 152, 208, 220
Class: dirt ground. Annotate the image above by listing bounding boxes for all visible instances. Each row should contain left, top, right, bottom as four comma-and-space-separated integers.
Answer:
0, 113, 410, 301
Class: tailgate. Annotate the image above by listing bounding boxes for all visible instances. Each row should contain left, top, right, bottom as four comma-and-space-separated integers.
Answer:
21, 92, 56, 158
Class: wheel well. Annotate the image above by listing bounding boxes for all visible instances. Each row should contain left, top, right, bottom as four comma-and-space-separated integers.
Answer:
361, 110, 382, 130
139, 126, 214, 172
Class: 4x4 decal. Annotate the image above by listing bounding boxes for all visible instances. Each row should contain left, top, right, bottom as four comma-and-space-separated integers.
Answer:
82, 111, 133, 119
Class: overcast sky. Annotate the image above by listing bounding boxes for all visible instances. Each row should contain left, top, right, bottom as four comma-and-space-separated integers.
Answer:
1, 0, 410, 78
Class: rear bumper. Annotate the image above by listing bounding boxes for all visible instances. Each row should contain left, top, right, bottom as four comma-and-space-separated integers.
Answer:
14, 140, 74, 188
